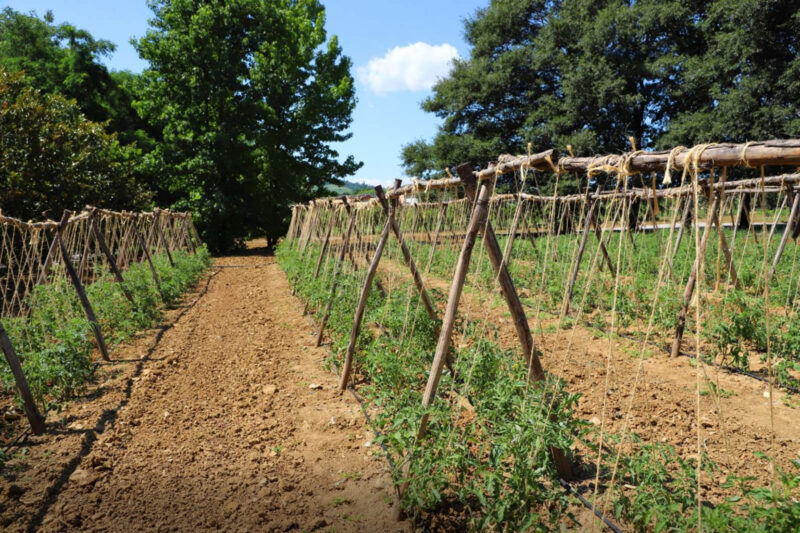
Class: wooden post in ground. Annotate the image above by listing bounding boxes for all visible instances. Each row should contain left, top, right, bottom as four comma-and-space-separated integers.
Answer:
0, 321, 45, 435
57, 211, 110, 362
36, 230, 60, 285
88, 208, 135, 305
182, 217, 197, 254
589, 203, 615, 272
396, 183, 525, 520
711, 201, 740, 288
562, 199, 597, 317
154, 210, 175, 267
768, 190, 800, 282
338, 186, 393, 391
457, 164, 573, 480
287, 206, 299, 246
78, 217, 93, 283
132, 214, 167, 301
671, 192, 720, 358
313, 207, 335, 279
672, 196, 693, 262
384, 179, 439, 323
419, 183, 491, 449
188, 217, 202, 249
315, 205, 356, 347
299, 200, 318, 256
425, 202, 448, 272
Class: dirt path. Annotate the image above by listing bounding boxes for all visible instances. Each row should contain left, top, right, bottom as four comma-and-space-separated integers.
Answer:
1, 241, 404, 532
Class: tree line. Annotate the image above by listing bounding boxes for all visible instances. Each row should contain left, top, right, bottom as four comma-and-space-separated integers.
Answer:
0, 1, 360, 252
402, 0, 800, 188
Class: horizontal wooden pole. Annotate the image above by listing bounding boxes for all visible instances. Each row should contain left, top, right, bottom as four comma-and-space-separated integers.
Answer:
300, 139, 800, 208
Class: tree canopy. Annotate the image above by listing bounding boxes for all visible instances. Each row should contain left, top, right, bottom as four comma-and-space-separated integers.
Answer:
403, 0, 800, 179
134, 0, 360, 251
0, 8, 150, 146
0, 69, 148, 221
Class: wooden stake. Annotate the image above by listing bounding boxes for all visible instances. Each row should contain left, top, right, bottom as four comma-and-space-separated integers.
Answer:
711, 203, 740, 288
313, 209, 335, 279
562, 199, 597, 317
420, 182, 491, 434
425, 202, 448, 272
590, 206, 615, 273
385, 179, 438, 323
89, 209, 135, 305
36, 230, 60, 285
768, 190, 800, 282
0, 320, 45, 435
132, 214, 167, 302
671, 192, 720, 358
458, 164, 573, 480
57, 211, 110, 362
338, 187, 393, 390
315, 207, 356, 346
672, 196, 693, 263
154, 210, 175, 267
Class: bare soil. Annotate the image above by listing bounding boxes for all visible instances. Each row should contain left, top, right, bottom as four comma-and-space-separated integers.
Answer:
1, 241, 404, 532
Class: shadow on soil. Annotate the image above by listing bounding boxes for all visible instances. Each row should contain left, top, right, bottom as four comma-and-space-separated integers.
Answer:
22, 269, 220, 533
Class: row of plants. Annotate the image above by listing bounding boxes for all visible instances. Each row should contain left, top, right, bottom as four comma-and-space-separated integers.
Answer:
0, 248, 211, 410
278, 239, 800, 531
399, 214, 800, 389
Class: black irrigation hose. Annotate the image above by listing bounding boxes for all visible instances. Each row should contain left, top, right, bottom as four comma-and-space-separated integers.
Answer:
524, 302, 800, 395
292, 281, 623, 533
558, 478, 624, 533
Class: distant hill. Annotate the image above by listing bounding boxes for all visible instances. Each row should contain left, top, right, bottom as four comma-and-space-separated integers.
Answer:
325, 179, 373, 195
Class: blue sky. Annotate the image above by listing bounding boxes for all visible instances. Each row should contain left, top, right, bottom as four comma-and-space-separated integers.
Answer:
2, 0, 487, 187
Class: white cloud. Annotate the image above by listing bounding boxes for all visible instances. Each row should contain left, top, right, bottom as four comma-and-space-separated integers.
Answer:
357, 42, 459, 94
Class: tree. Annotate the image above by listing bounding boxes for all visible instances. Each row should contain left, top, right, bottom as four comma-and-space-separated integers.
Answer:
662, 0, 800, 146
404, 0, 800, 182
0, 69, 149, 221
0, 8, 147, 140
134, 0, 361, 252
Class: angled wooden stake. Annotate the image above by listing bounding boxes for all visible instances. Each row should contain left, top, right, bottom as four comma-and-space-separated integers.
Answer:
395, 183, 497, 520
562, 199, 597, 317
154, 210, 175, 267
384, 179, 438, 323
36, 230, 60, 285
182, 217, 197, 254
457, 165, 573, 481
315, 205, 356, 346
425, 201, 448, 272
711, 201, 740, 288
313, 205, 336, 279
0, 320, 45, 435
672, 195, 693, 263
287, 206, 299, 247
421, 185, 491, 444
132, 214, 167, 302
57, 211, 110, 361
768, 188, 800, 282
589, 203, 615, 272
88, 208, 135, 305
671, 192, 720, 358
339, 186, 393, 391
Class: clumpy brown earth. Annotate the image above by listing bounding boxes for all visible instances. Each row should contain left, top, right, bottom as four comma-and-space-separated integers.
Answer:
1, 240, 405, 532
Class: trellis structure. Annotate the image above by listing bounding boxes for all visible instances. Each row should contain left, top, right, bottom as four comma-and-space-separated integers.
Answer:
0, 206, 200, 434
285, 139, 800, 527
